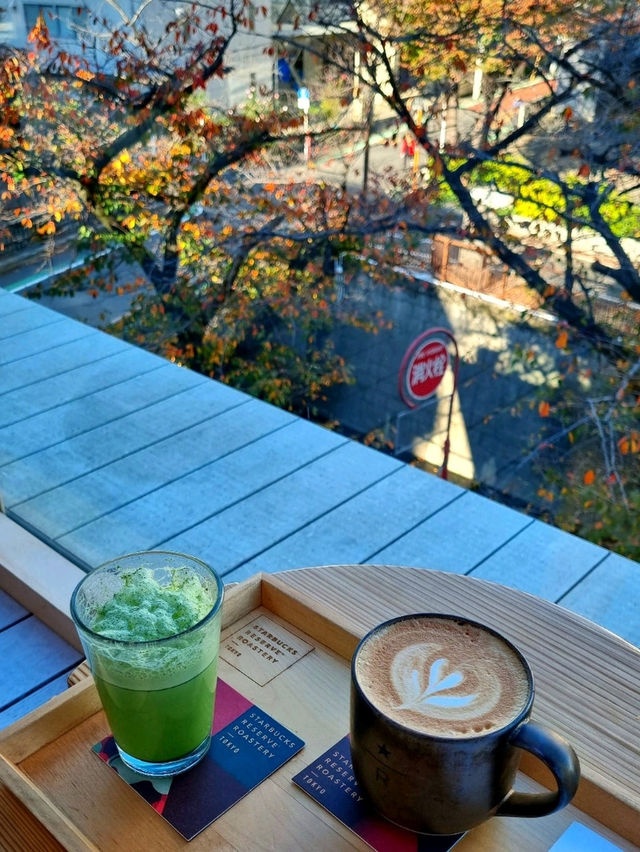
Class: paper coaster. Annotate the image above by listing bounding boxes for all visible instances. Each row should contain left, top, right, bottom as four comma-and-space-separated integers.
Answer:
220, 614, 314, 685
292, 735, 464, 852
93, 678, 305, 841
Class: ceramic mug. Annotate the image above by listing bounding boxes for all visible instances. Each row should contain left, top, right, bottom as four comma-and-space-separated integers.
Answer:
350, 613, 580, 835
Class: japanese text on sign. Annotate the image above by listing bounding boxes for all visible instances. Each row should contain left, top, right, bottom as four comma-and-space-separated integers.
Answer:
407, 339, 448, 401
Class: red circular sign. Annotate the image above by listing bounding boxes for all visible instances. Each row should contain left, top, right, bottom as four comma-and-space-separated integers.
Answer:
399, 336, 449, 407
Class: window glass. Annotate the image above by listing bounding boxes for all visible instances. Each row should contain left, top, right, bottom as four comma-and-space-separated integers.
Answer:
57, 6, 75, 38
24, 4, 47, 34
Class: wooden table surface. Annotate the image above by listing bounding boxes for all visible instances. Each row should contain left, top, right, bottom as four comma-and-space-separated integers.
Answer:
1, 564, 638, 851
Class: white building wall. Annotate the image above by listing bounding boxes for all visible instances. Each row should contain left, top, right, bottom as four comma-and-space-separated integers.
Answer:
1, 0, 276, 109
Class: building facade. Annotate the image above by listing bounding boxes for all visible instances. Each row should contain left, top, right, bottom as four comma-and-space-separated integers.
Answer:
0, 0, 347, 109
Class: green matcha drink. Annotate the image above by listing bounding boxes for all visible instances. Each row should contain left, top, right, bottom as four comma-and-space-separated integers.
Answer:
71, 551, 224, 776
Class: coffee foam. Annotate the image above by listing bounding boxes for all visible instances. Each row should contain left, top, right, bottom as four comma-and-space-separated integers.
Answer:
355, 617, 529, 737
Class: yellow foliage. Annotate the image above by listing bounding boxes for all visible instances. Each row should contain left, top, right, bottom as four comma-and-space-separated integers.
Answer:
182, 222, 201, 238
170, 143, 191, 158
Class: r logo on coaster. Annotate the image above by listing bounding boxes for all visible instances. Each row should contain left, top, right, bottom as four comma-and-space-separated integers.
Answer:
220, 614, 314, 685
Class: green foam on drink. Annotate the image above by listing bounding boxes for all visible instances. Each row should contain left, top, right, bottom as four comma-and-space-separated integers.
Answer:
91, 566, 213, 642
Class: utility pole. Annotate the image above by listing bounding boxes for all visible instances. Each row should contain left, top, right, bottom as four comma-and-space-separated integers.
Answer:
413, 104, 423, 187
362, 90, 374, 197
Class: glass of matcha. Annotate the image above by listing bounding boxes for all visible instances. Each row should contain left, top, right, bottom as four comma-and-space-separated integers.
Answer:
71, 550, 224, 777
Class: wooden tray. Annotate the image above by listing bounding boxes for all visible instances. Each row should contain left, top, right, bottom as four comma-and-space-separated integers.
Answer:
0, 573, 637, 851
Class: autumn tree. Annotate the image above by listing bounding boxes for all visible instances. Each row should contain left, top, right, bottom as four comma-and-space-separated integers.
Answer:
0, 0, 376, 413
5, 0, 639, 358
294, 1, 640, 320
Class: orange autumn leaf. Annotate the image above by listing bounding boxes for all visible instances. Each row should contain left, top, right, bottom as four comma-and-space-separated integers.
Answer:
539, 401, 550, 418
618, 436, 630, 455
555, 329, 568, 349
583, 470, 595, 485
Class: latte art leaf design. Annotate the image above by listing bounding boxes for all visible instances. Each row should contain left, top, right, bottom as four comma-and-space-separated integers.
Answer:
392, 649, 478, 714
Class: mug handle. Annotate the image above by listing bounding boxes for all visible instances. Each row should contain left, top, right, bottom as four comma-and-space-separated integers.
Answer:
495, 721, 581, 818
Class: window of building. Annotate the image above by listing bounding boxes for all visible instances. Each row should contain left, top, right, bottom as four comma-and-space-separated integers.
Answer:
24, 4, 87, 40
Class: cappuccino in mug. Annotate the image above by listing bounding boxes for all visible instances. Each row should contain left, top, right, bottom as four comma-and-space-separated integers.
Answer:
350, 613, 580, 834
354, 615, 530, 738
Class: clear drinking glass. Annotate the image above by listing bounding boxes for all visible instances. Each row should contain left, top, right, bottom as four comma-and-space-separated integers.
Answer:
70, 551, 224, 776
